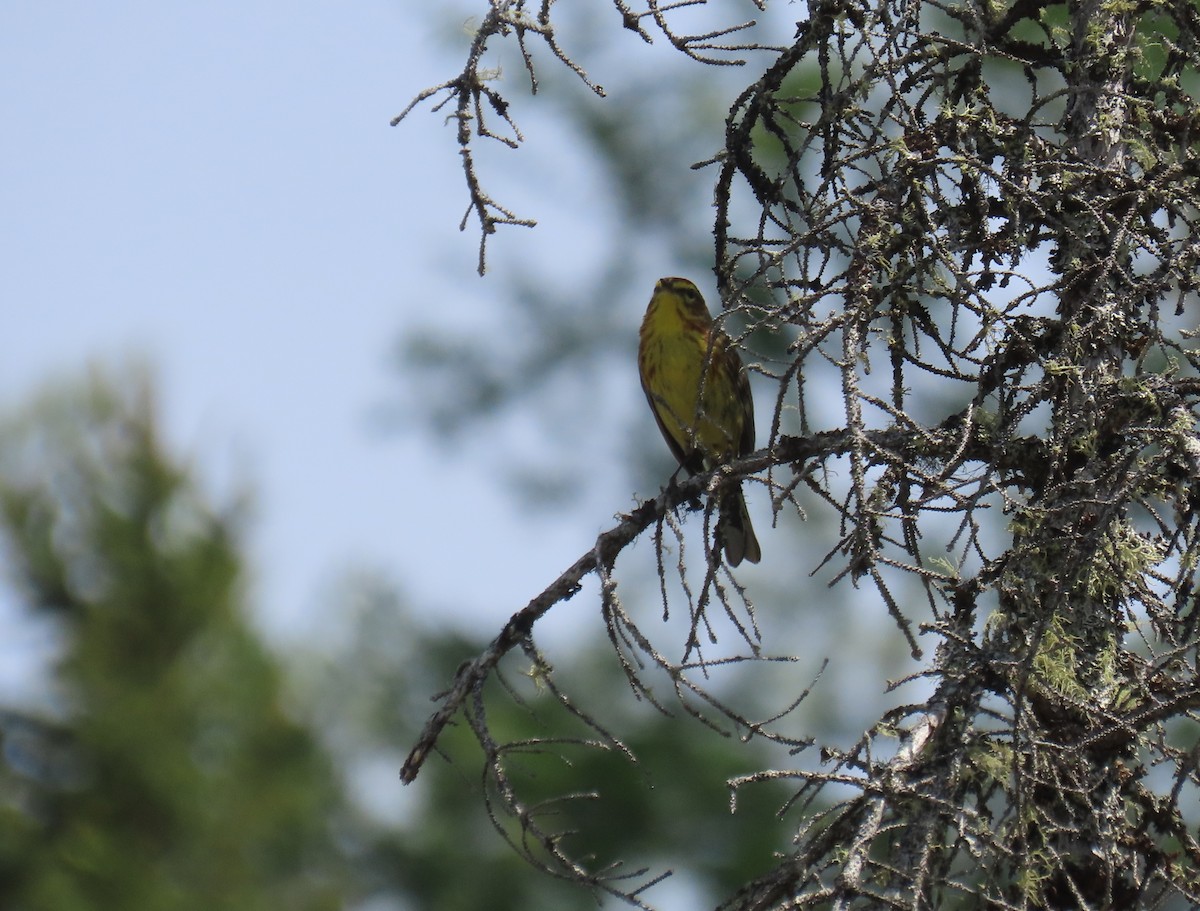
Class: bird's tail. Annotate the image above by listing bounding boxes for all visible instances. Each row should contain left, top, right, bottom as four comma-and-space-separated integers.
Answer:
718, 484, 761, 566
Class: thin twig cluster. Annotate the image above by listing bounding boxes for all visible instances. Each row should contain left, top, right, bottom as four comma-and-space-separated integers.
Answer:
393, 0, 768, 273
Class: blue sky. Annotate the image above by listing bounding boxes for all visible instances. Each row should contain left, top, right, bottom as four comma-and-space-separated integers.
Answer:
0, 2, 618, 669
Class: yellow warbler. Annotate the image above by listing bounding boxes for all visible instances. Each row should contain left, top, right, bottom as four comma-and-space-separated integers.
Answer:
638, 276, 761, 565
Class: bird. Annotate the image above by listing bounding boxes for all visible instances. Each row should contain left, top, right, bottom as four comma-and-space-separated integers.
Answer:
637, 276, 761, 565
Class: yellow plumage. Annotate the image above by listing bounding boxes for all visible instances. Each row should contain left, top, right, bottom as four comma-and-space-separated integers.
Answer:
638, 277, 761, 566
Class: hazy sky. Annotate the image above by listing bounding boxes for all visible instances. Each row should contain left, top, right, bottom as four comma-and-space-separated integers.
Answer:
1, 3, 828, 726
1, 2, 615, 671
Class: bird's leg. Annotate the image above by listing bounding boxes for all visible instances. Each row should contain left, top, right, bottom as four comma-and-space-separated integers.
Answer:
666, 464, 704, 513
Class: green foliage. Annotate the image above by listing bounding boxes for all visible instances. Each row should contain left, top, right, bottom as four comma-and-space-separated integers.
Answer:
0, 370, 807, 911
0, 372, 346, 911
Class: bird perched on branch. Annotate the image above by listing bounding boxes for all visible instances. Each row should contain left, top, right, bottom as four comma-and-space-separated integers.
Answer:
638, 276, 761, 566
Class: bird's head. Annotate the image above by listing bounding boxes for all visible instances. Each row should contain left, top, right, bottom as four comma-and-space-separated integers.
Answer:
654, 277, 711, 320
